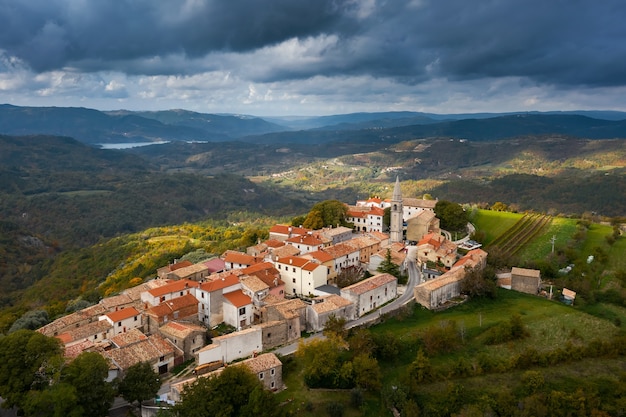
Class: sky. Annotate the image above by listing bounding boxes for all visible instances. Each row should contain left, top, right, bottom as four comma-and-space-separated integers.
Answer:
1, 0, 626, 117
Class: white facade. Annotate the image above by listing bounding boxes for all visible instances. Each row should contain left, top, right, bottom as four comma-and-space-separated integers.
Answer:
196, 327, 262, 365
275, 256, 329, 296
99, 307, 142, 336
340, 273, 398, 317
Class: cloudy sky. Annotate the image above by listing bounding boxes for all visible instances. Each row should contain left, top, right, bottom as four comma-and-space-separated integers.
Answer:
1, 0, 625, 116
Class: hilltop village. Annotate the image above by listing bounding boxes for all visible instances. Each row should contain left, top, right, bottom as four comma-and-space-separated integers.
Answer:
37, 179, 500, 405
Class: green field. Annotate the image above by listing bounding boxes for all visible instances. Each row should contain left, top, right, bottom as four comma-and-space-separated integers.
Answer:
515, 216, 579, 261
276, 290, 623, 416
471, 209, 522, 245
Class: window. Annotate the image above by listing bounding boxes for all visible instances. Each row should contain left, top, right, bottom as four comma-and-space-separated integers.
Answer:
259, 372, 264, 380
134, 316, 138, 321
270, 368, 275, 376
271, 381, 275, 389
292, 267, 296, 273
239, 307, 246, 315
180, 291, 183, 296
292, 278, 296, 283
118, 322, 122, 327
201, 292, 204, 299
159, 356, 165, 362
267, 332, 271, 338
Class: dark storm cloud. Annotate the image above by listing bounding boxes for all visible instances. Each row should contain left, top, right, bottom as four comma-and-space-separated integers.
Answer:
0, 0, 349, 72
1, 0, 625, 89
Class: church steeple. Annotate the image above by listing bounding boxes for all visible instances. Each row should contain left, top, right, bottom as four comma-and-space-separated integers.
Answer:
390, 176, 403, 243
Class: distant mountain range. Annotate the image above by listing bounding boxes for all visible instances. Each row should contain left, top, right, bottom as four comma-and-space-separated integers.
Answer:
1, 104, 626, 145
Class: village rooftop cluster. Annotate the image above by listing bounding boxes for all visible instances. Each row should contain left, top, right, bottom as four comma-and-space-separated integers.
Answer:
36, 181, 547, 405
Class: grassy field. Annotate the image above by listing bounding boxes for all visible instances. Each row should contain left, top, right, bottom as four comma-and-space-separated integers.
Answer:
276, 290, 623, 416
470, 209, 522, 245
515, 216, 579, 261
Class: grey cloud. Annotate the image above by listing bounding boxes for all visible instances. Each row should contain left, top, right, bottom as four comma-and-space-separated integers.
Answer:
1, 0, 625, 92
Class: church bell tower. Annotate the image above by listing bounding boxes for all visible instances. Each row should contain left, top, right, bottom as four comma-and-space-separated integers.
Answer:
390, 176, 403, 243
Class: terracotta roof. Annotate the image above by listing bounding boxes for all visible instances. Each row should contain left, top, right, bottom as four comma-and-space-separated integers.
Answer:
199, 274, 240, 292
348, 236, 379, 249
269, 224, 310, 236
242, 262, 275, 275
347, 210, 367, 219
123, 280, 169, 301
271, 245, 300, 258
321, 242, 359, 259
159, 321, 206, 339
169, 260, 194, 271
223, 290, 252, 308
285, 234, 323, 246
105, 307, 140, 322
276, 256, 311, 268
147, 279, 198, 297
146, 294, 198, 318
305, 250, 334, 263
264, 239, 285, 248
223, 251, 260, 266
342, 273, 396, 295
365, 231, 389, 241
241, 275, 270, 293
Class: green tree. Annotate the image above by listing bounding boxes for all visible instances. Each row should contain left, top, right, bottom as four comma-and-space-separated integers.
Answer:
174, 365, 277, 417
406, 349, 434, 390
0, 329, 62, 411
377, 248, 401, 278
460, 265, 497, 299
297, 338, 345, 388
434, 200, 469, 232
23, 383, 81, 417
8, 309, 49, 333
62, 352, 115, 417
303, 209, 324, 229
118, 361, 161, 408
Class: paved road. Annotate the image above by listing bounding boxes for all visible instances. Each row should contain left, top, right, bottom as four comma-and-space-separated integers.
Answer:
275, 245, 421, 356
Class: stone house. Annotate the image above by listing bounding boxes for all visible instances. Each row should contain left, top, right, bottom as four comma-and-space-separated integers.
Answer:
144, 293, 199, 334
158, 321, 207, 361
340, 273, 397, 317
306, 294, 355, 332
241, 262, 285, 299
255, 320, 293, 350
406, 210, 441, 243
262, 298, 307, 341
156, 260, 193, 279
415, 233, 458, 269
511, 267, 541, 295
244, 353, 284, 391
104, 330, 178, 376
168, 263, 210, 281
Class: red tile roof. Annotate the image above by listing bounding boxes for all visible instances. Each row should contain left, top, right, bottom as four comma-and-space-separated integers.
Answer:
147, 279, 198, 297
223, 290, 252, 308
199, 274, 240, 292
105, 307, 140, 322
285, 234, 323, 246
223, 251, 260, 266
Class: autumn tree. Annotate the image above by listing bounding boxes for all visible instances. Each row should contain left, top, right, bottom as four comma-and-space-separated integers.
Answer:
336, 265, 365, 288
302, 200, 349, 229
